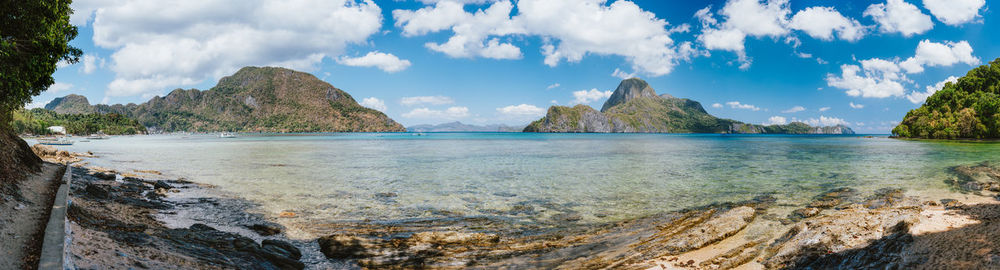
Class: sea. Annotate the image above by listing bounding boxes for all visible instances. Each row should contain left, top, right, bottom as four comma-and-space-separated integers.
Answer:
36, 133, 1000, 239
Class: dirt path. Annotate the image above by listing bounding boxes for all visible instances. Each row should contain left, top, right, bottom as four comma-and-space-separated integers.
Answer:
0, 163, 64, 269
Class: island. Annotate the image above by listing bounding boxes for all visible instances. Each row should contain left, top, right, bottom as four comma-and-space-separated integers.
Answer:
893, 58, 1000, 139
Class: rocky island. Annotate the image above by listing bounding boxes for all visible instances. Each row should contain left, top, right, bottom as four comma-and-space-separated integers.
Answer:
525, 78, 854, 134
40, 67, 405, 133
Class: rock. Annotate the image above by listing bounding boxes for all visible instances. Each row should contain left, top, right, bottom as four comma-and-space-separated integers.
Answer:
374, 192, 397, 198
93, 171, 116, 180
941, 199, 964, 209
318, 235, 373, 260
248, 223, 282, 236
986, 182, 1000, 192
84, 183, 111, 199
409, 231, 500, 246
790, 207, 820, 220
864, 188, 909, 209
808, 187, 856, 209
262, 239, 302, 260
154, 180, 173, 190
923, 200, 939, 206
962, 181, 983, 191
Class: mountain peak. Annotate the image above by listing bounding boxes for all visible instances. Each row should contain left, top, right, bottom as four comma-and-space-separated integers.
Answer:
44, 94, 94, 114
600, 78, 659, 112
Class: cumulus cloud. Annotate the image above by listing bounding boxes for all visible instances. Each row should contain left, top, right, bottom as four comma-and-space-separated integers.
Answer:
849, 102, 865, 109
87, 0, 383, 97
899, 40, 979, 74
46, 82, 74, 93
789, 7, 865, 41
696, 0, 792, 68
401, 96, 455, 106
765, 116, 787, 125
907, 75, 958, 103
818, 107, 831, 112
611, 68, 638, 80
711, 103, 724, 109
725, 101, 761, 111
496, 104, 546, 118
402, 106, 470, 119
923, 0, 985, 25
359, 97, 387, 111
546, 83, 560, 89
572, 88, 613, 104
394, 0, 700, 77
24, 99, 52, 109
337, 51, 411, 73
864, 0, 934, 37
826, 40, 977, 99
81, 54, 105, 74
781, 105, 805, 113
802, 115, 849, 126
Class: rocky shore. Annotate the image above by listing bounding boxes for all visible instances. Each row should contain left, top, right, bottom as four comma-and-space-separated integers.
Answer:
53, 147, 1000, 269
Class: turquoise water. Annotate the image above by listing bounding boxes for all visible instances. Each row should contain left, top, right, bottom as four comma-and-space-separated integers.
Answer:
39, 133, 1000, 238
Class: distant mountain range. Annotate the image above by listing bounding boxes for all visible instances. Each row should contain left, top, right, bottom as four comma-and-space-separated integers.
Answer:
43, 67, 405, 133
407, 121, 525, 132
525, 78, 854, 134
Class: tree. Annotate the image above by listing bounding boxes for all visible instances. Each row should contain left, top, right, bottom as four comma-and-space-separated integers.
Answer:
0, 0, 81, 127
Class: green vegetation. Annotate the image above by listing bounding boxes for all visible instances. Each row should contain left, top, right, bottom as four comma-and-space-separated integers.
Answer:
893, 58, 1000, 139
1, 0, 81, 126
11, 108, 146, 135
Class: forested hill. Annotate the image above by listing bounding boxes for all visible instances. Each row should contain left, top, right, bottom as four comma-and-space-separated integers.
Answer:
893, 58, 1000, 139
41, 67, 406, 133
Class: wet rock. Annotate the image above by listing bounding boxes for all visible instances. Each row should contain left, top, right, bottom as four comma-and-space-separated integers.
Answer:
923, 200, 939, 206
92, 171, 116, 180
986, 182, 1000, 192
374, 192, 397, 198
263, 239, 302, 260
84, 183, 111, 199
492, 191, 517, 197
941, 199, 964, 209
789, 207, 820, 221
317, 235, 375, 260
551, 212, 583, 223
153, 180, 173, 190
962, 181, 983, 191
699, 239, 767, 270
808, 187, 856, 209
248, 223, 283, 236
160, 224, 305, 270
409, 231, 500, 246
864, 188, 910, 209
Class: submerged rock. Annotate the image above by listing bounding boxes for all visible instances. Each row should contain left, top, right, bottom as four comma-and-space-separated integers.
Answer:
153, 180, 173, 190
248, 223, 283, 236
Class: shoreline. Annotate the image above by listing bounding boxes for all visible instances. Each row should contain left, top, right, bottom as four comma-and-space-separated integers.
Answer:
41, 145, 1000, 269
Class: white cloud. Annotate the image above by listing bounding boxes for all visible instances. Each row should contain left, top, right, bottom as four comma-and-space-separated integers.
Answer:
496, 104, 546, 118
781, 105, 805, 113
546, 83, 560, 89
826, 40, 977, 99
899, 40, 979, 74
89, 0, 383, 97
802, 115, 849, 126
611, 68, 637, 80
818, 107, 831, 112
46, 82, 74, 93
864, 0, 934, 37
401, 96, 455, 106
402, 106, 470, 119
394, 0, 700, 77
907, 75, 958, 103
923, 0, 985, 25
765, 116, 787, 125
849, 102, 865, 109
711, 103, 724, 109
337, 51, 411, 73
24, 99, 52, 109
81, 54, 105, 74
572, 88, 613, 104
789, 6, 865, 41
725, 101, 761, 111
696, 0, 792, 68
359, 97, 387, 111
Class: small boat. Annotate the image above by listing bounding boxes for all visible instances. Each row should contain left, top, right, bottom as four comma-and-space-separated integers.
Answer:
87, 132, 111, 140
38, 137, 74, 145
219, 132, 237, 138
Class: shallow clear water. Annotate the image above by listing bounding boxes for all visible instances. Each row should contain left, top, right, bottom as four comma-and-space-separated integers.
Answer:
38, 133, 1000, 238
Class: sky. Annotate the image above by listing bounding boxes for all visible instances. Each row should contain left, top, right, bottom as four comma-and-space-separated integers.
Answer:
32, 0, 998, 133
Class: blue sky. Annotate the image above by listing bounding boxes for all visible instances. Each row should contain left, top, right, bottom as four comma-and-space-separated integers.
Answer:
35, 0, 996, 133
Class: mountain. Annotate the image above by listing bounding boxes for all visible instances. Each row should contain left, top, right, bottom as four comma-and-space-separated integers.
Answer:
44, 94, 95, 114
407, 121, 524, 132
893, 58, 1000, 139
525, 78, 854, 134
44, 67, 405, 133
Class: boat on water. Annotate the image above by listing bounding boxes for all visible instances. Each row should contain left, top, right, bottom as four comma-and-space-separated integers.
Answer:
87, 132, 111, 140
37, 137, 74, 145
219, 132, 237, 138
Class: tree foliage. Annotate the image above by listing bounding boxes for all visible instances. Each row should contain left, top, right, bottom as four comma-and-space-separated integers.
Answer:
1, 0, 81, 125
893, 58, 1000, 139
11, 108, 146, 135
